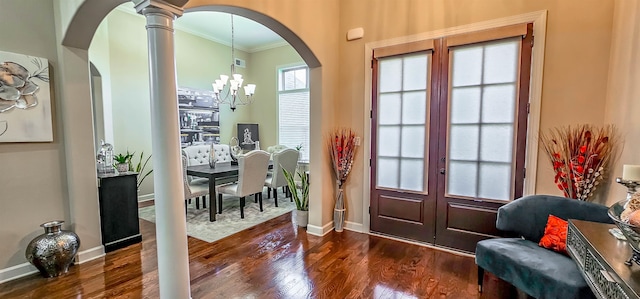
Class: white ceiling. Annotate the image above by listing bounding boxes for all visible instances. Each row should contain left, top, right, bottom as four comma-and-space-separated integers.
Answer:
117, 3, 287, 53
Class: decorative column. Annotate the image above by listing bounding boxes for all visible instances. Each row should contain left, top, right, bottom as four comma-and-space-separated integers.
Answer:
135, 1, 190, 298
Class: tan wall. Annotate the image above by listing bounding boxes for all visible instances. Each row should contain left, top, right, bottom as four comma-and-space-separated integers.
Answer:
246, 45, 304, 149
338, 0, 615, 223
603, 0, 640, 205
0, 0, 69, 269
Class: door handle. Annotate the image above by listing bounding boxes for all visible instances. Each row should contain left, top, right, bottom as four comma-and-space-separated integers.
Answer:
439, 168, 446, 174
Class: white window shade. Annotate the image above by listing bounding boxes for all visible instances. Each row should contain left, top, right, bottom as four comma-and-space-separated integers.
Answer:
278, 90, 310, 161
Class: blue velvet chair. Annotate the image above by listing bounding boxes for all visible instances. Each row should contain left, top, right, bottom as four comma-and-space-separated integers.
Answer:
476, 194, 613, 299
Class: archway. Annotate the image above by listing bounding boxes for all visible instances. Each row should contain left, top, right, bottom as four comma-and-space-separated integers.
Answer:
59, 0, 327, 296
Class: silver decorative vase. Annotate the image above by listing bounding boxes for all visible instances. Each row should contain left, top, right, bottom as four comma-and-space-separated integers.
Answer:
295, 210, 309, 227
334, 188, 345, 232
25, 221, 80, 278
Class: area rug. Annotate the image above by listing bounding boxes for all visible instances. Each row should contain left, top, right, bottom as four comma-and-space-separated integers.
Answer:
138, 191, 296, 243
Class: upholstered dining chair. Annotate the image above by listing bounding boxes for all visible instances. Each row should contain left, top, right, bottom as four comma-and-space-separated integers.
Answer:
181, 155, 209, 213
264, 148, 299, 207
217, 150, 271, 219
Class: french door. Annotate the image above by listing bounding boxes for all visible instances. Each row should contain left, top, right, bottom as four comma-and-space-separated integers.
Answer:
370, 24, 533, 252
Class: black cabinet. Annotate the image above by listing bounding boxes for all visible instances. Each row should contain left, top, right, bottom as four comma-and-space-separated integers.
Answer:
98, 172, 142, 252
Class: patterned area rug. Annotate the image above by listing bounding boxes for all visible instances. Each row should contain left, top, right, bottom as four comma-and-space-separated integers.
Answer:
138, 191, 296, 243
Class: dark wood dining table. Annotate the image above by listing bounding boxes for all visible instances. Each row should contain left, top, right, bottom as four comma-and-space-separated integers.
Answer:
186, 163, 240, 222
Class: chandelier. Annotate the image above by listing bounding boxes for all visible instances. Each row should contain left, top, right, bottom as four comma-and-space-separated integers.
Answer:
212, 14, 256, 111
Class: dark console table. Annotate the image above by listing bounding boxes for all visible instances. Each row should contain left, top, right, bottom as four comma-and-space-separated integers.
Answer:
98, 172, 142, 252
567, 219, 640, 299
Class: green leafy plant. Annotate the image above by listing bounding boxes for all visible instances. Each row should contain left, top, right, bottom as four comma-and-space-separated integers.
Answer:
282, 166, 309, 211
295, 143, 303, 151
113, 152, 133, 164
128, 151, 153, 190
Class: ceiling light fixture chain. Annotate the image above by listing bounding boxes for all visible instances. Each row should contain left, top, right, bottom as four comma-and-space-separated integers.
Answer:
212, 14, 256, 112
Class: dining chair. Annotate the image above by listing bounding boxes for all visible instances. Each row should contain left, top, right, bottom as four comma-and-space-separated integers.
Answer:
217, 150, 271, 219
181, 155, 209, 213
264, 148, 299, 207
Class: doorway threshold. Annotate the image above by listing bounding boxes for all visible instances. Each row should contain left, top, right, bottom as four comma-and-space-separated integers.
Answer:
368, 231, 475, 258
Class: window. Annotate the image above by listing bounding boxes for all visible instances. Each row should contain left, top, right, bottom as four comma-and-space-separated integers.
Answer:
278, 66, 310, 162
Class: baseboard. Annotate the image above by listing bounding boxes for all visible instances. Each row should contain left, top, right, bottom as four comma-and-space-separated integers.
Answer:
76, 245, 105, 264
138, 193, 154, 202
0, 262, 38, 285
306, 221, 334, 236
344, 221, 364, 233
368, 232, 475, 258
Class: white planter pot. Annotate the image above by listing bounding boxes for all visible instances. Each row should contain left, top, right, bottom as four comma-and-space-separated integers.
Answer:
295, 210, 308, 228
116, 163, 129, 173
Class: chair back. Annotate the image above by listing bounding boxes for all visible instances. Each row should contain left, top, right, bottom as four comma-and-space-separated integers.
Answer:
270, 148, 299, 188
181, 155, 192, 199
212, 144, 233, 163
496, 194, 613, 242
236, 150, 271, 197
182, 145, 210, 166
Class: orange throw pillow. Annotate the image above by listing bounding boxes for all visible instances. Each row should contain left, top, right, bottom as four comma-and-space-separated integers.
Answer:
539, 214, 568, 255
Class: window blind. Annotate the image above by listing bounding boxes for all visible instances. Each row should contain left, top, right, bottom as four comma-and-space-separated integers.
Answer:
278, 90, 310, 161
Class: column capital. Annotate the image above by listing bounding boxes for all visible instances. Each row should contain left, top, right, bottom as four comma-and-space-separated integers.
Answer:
134, 0, 186, 18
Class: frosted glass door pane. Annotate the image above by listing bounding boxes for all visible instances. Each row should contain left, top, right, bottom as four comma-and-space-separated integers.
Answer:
402, 91, 427, 124
483, 39, 519, 84
480, 125, 513, 163
378, 126, 400, 157
400, 159, 424, 191
379, 93, 401, 125
450, 87, 481, 124
449, 125, 479, 160
401, 126, 425, 158
379, 59, 402, 92
451, 47, 482, 87
377, 158, 399, 189
447, 161, 477, 197
478, 163, 511, 200
481, 85, 516, 123
403, 54, 428, 90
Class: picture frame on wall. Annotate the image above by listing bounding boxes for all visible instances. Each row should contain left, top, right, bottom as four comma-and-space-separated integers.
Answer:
237, 123, 259, 150
0, 50, 52, 142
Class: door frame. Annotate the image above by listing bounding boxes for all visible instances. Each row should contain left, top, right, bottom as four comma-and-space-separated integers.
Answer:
361, 10, 548, 234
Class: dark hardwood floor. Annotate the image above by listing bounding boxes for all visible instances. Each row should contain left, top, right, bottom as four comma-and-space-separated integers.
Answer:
0, 209, 516, 298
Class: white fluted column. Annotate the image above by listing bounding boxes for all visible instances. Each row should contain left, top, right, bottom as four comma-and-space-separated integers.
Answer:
136, 1, 190, 298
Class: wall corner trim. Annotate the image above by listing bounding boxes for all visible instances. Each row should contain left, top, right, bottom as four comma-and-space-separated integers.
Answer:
344, 221, 364, 233
77, 245, 105, 264
0, 262, 38, 285
306, 221, 334, 236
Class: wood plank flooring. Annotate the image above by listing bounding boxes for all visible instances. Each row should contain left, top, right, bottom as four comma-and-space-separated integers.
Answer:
0, 210, 515, 298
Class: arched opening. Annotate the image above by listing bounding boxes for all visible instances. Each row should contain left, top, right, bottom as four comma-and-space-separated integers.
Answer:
59, 0, 326, 266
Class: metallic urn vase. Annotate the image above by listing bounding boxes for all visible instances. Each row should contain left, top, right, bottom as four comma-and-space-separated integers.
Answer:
25, 221, 80, 278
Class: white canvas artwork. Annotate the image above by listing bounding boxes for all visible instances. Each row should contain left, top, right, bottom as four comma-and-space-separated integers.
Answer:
0, 50, 52, 142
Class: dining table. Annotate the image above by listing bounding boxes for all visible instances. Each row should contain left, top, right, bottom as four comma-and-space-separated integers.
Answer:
186, 163, 240, 222
186, 161, 272, 222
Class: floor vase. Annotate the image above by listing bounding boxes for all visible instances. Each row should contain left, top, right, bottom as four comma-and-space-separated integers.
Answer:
334, 188, 345, 232
25, 221, 80, 278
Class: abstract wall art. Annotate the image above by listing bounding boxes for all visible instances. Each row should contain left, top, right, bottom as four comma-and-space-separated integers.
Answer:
0, 50, 52, 142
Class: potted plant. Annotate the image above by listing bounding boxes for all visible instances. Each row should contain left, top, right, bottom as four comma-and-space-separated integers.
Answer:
282, 167, 309, 227
113, 152, 133, 173
128, 151, 153, 191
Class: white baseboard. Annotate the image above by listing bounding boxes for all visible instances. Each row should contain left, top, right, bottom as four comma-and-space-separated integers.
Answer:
306, 221, 334, 236
0, 245, 105, 285
138, 193, 154, 202
344, 221, 364, 233
0, 262, 38, 285
76, 245, 105, 264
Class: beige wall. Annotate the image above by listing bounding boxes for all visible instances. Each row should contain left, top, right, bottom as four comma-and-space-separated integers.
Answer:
246, 45, 304, 149
338, 0, 615, 223
0, 0, 69, 269
603, 0, 640, 205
